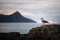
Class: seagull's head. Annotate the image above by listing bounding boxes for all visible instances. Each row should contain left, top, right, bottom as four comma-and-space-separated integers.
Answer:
41, 18, 44, 21
41, 18, 43, 20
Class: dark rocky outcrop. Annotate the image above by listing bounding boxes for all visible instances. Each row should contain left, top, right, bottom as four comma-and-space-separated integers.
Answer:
20, 24, 60, 40
0, 32, 21, 40
28, 24, 60, 40
0, 11, 36, 23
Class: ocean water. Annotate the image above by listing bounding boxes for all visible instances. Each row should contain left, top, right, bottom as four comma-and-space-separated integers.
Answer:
0, 23, 40, 34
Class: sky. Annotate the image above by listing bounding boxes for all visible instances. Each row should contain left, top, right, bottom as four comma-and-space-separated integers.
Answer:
0, 0, 60, 24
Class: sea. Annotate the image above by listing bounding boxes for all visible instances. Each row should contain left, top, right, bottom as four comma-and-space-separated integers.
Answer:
0, 23, 41, 34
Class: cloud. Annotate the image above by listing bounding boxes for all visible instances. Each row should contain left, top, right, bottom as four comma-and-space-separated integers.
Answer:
1, 0, 59, 10
48, 0, 60, 3
20, 10, 35, 16
39, 4, 60, 16
0, 10, 15, 15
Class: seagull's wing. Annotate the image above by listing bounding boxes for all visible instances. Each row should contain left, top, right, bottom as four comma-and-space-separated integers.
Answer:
43, 20, 49, 23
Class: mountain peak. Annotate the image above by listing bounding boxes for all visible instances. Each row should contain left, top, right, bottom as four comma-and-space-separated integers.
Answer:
11, 11, 22, 16
14, 11, 20, 13
0, 11, 36, 23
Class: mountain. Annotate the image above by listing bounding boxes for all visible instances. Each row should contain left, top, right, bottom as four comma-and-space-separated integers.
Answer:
0, 11, 36, 23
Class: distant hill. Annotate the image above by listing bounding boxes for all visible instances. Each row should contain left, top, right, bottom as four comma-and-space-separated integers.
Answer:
0, 11, 36, 23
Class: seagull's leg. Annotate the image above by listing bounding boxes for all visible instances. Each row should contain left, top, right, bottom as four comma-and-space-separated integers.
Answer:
43, 23, 45, 25
43, 23, 44, 25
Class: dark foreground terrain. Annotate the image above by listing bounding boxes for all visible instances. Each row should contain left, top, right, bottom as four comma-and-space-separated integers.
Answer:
0, 24, 60, 40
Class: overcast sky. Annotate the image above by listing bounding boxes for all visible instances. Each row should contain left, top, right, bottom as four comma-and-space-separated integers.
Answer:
0, 0, 60, 24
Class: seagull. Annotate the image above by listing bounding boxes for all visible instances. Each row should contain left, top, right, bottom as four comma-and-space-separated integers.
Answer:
41, 18, 49, 25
